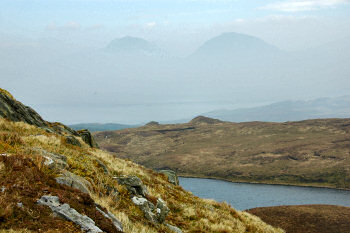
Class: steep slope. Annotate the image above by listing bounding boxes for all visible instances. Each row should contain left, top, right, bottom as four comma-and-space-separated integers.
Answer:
95, 116, 350, 189
0, 89, 283, 232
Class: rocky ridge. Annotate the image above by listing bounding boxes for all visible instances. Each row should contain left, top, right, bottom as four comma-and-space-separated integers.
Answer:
0, 89, 98, 149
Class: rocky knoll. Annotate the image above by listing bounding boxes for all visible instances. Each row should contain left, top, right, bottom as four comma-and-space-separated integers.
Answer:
0, 88, 48, 128
0, 88, 98, 148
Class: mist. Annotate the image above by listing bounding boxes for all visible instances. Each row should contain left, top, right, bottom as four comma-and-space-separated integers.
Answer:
1, 0, 350, 124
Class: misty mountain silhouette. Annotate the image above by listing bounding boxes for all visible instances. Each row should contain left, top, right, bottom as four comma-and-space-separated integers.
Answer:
190, 32, 282, 61
203, 95, 350, 122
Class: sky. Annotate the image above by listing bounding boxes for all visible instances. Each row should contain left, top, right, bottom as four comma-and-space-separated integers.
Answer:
1, 0, 350, 53
1, 0, 350, 124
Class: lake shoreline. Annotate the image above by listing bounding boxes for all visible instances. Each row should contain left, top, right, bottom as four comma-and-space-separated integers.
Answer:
178, 174, 350, 191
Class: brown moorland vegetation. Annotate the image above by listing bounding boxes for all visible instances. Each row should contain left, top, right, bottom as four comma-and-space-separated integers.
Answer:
0, 155, 119, 233
246, 205, 350, 233
94, 116, 350, 189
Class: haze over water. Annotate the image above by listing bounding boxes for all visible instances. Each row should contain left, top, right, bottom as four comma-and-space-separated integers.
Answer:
1, 0, 350, 124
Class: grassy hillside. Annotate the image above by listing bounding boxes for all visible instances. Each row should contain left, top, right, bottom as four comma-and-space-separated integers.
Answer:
0, 107, 283, 232
94, 116, 350, 189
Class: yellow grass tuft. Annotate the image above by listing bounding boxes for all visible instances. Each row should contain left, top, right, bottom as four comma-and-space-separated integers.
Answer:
0, 88, 15, 100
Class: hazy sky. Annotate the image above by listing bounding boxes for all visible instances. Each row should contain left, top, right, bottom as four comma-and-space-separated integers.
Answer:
1, 0, 350, 54
1, 0, 350, 124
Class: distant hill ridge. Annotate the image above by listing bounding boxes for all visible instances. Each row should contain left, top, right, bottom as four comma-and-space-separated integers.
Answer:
95, 116, 350, 189
203, 95, 350, 122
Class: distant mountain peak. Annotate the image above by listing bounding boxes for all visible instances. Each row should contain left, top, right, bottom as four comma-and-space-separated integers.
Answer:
191, 32, 281, 60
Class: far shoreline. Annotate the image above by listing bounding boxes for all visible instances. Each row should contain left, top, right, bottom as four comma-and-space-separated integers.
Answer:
178, 174, 350, 191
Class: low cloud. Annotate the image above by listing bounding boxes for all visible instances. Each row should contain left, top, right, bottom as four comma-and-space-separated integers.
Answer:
261, 0, 350, 12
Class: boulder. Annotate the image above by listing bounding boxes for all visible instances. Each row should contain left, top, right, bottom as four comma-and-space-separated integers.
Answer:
65, 136, 82, 147
159, 170, 179, 185
77, 129, 99, 148
132, 196, 156, 222
37, 195, 102, 233
131, 196, 170, 224
56, 171, 92, 194
33, 148, 68, 170
115, 176, 148, 197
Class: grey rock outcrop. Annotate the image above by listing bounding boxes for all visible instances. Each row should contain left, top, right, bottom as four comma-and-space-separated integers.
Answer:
65, 136, 82, 147
50, 122, 78, 136
115, 176, 148, 197
159, 170, 179, 185
77, 129, 99, 148
56, 171, 92, 194
165, 223, 183, 233
132, 196, 157, 222
33, 148, 68, 170
115, 175, 171, 224
155, 198, 169, 223
37, 195, 103, 233
131, 197, 170, 224
0, 90, 48, 128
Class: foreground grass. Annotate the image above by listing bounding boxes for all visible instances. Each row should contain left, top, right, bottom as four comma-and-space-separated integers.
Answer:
94, 118, 350, 189
0, 118, 283, 233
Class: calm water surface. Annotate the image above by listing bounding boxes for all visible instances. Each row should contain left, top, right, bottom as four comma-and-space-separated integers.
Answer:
179, 177, 350, 210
